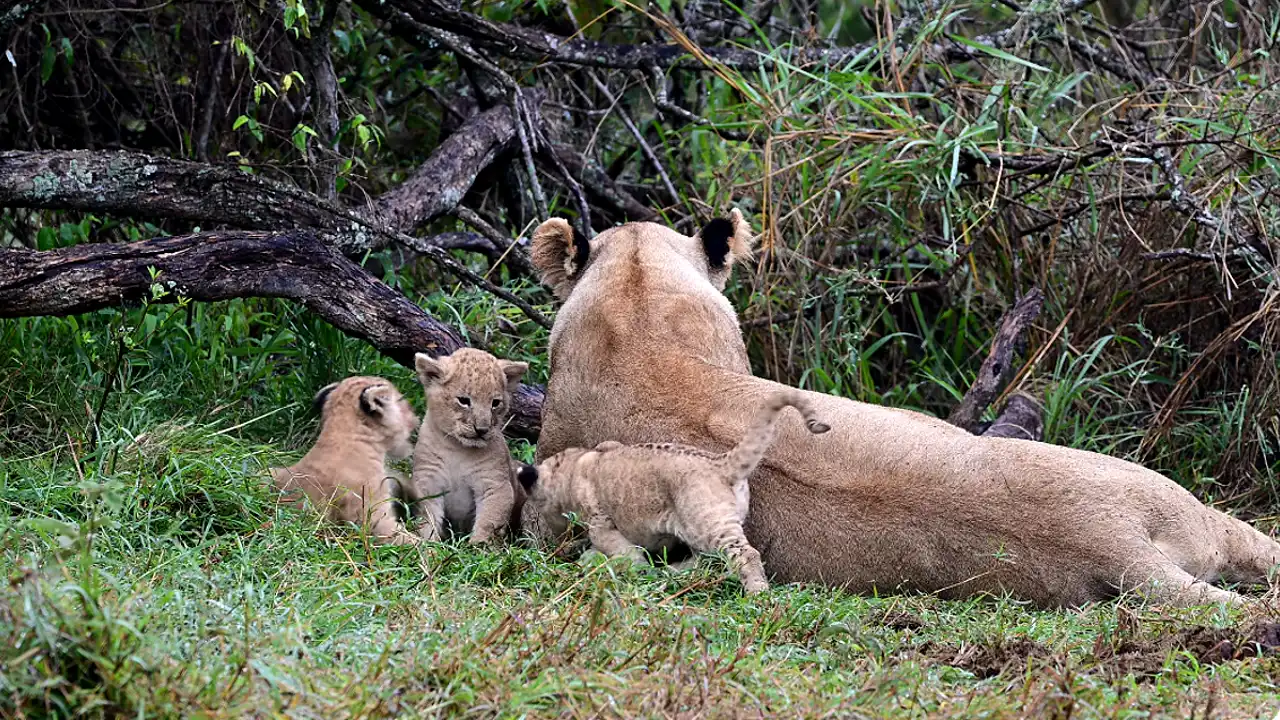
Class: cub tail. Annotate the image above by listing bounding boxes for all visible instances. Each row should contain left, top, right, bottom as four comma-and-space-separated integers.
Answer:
725, 389, 829, 482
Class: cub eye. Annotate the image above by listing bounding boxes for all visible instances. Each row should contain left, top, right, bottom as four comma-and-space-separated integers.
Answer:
456, 396, 471, 407
491, 398, 502, 409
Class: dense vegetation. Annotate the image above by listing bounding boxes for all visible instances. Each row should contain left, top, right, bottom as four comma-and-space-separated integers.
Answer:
2, 0, 1279, 716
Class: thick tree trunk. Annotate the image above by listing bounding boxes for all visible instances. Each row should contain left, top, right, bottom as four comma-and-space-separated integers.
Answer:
0, 231, 545, 439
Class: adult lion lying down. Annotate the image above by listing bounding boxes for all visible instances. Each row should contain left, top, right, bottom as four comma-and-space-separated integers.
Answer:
527, 210, 1280, 608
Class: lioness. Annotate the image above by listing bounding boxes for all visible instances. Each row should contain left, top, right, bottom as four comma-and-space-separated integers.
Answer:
518, 389, 830, 595
271, 376, 420, 545
527, 211, 1280, 607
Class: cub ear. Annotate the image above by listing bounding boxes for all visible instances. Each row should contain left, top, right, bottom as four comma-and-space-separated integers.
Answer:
359, 384, 395, 417
415, 352, 447, 385
697, 208, 755, 271
312, 382, 339, 414
516, 464, 539, 492
500, 360, 529, 389
531, 218, 590, 299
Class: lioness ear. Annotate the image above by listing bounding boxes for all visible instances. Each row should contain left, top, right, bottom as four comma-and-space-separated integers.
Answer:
697, 208, 755, 271
516, 464, 539, 492
415, 352, 446, 385
359, 384, 393, 416
312, 382, 339, 414
531, 218, 590, 299
500, 360, 529, 389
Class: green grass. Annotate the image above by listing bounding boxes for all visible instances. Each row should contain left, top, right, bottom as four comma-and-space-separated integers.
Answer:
4, 301, 1280, 719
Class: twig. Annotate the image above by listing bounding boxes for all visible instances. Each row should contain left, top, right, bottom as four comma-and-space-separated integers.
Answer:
417, 245, 553, 330
536, 128, 594, 239
589, 71, 680, 206
455, 205, 537, 275
647, 65, 751, 142
194, 31, 230, 162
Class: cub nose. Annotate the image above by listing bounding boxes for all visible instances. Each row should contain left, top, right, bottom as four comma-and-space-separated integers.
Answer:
474, 426, 490, 438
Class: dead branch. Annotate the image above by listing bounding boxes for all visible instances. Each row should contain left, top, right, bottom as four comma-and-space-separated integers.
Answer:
979, 393, 1044, 441
369, 95, 541, 234
0, 230, 545, 438
947, 288, 1045, 432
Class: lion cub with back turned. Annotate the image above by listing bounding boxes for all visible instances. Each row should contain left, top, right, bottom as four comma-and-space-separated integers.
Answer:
270, 376, 420, 545
517, 389, 830, 594
411, 349, 528, 544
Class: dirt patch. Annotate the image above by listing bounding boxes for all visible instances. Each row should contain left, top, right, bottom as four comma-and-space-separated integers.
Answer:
922, 638, 1055, 679
872, 608, 925, 631
918, 622, 1280, 681
1092, 621, 1280, 679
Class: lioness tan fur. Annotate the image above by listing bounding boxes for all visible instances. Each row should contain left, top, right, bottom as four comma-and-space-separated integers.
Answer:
410, 349, 528, 544
518, 389, 831, 595
527, 211, 1280, 608
271, 376, 420, 545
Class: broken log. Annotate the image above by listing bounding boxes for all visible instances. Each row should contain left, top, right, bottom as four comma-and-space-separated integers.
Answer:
980, 393, 1044, 441
0, 230, 545, 439
947, 288, 1044, 433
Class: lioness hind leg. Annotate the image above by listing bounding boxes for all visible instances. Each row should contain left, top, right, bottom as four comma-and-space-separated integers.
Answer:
1120, 559, 1246, 608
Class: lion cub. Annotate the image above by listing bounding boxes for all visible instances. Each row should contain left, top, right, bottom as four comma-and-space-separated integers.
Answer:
517, 389, 830, 594
411, 349, 529, 544
270, 376, 420, 545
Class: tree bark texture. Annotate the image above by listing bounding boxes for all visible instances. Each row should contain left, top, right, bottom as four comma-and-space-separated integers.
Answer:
0, 231, 545, 439
979, 393, 1044, 441
947, 288, 1044, 433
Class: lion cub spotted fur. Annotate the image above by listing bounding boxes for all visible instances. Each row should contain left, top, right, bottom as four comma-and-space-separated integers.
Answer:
411, 349, 528, 544
270, 376, 420, 545
517, 389, 830, 594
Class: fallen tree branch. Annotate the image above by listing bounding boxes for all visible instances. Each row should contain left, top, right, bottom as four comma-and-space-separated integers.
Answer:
0, 230, 545, 438
979, 393, 1044, 441
0, 95, 534, 254
367, 96, 541, 234
947, 288, 1044, 432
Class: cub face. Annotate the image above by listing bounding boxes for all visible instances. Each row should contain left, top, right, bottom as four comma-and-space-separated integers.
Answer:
415, 348, 529, 448
313, 376, 418, 459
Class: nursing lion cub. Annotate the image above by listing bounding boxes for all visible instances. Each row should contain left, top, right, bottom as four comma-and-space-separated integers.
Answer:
518, 389, 830, 595
271, 376, 420, 545
410, 348, 528, 544
527, 211, 1280, 608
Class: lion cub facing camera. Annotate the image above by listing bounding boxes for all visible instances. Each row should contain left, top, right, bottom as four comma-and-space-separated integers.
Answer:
517, 389, 830, 594
411, 349, 529, 544
270, 376, 421, 545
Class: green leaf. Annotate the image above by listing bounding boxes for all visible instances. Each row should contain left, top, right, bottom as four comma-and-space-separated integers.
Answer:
232, 115, 250, 131
59, 37, 74, 66
948, 34, 1051, 72
40, 44, 55, 84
